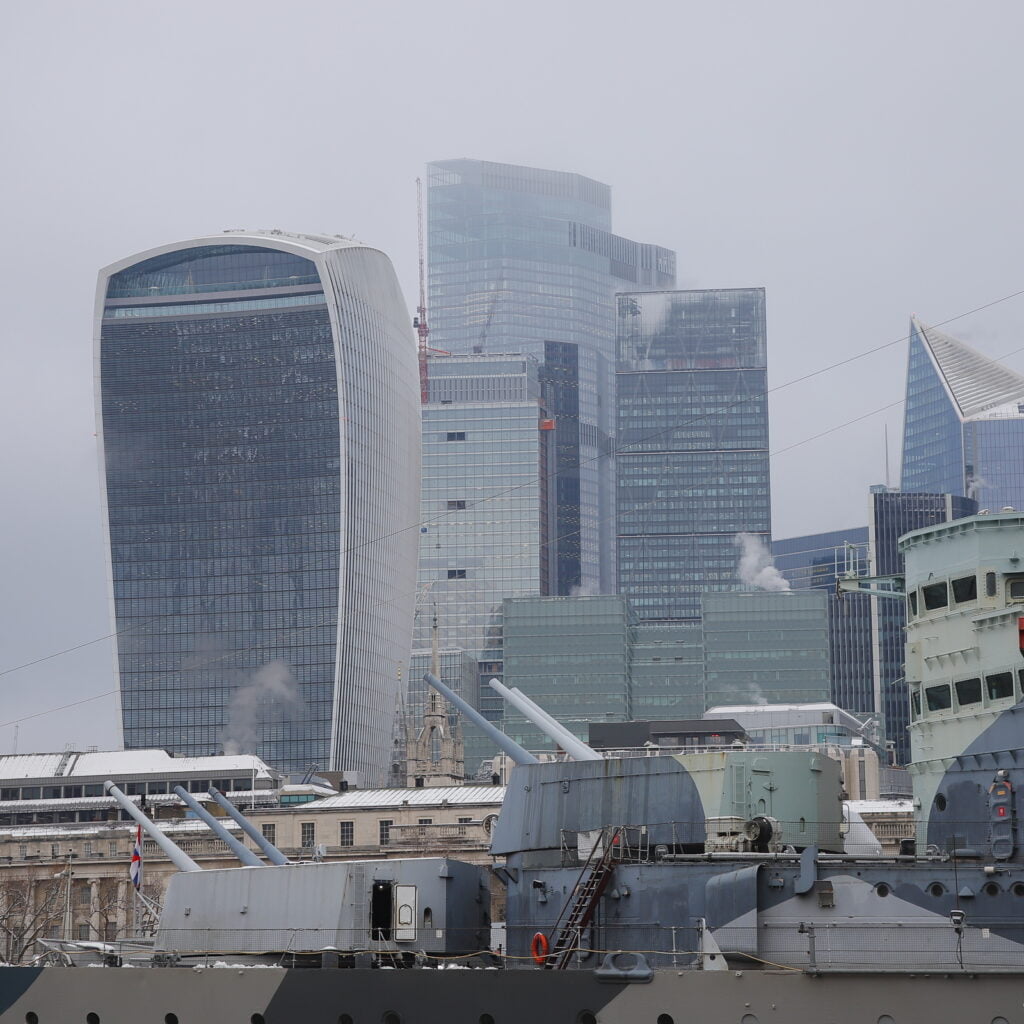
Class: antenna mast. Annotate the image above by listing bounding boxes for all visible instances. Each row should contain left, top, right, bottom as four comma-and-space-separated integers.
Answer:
416, 177, 430, 403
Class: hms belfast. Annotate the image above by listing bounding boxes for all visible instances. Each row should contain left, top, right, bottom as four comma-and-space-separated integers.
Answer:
4, 510, 1024, 1021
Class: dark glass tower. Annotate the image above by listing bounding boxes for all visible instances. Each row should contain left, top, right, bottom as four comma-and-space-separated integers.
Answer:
95, 233, 420, 780
616, 288, 771, 621
427, 158, 675, 593
901, 317, 1024, 510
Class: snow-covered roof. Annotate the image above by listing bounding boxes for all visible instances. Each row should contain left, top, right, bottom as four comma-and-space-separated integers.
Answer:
306, 786, 505, 810
0, 749, 277, 783
914, 317, 1024, 420
846, 799, 914, 815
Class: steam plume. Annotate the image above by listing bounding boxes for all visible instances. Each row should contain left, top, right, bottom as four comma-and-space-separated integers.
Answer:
222, 660, 304, 755
735, 533, 791, 593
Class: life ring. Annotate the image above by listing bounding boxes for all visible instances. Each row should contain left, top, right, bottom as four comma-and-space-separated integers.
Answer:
530, 931, 549, 964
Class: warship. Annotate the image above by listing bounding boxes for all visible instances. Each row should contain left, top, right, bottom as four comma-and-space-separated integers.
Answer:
3, 509, 1024, 1022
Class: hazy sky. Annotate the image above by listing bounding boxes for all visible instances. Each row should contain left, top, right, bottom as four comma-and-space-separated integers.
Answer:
2, 1, 1023, 754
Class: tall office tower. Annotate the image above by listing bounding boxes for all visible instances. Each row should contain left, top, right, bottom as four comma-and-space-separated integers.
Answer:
412, 354, 554, 743
701, 591, 832, 709
773, 528, 873, 714
501, 595, 634, 753
427, 159, 675, 594
95, 233, 420, 781
901, 316, 1024, 509
616, 289, 771, 620
867, 490, 976, 764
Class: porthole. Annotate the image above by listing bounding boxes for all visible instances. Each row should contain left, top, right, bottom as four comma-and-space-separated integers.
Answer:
25, 1014, 38, 1024
927, 882, 945, 897
577, 1014, 597, 1024
480, 1016, 495, 1024
875, 883, 891, 897
87, 1015, 100, 1024
251, 1016, 265, 1024
982, 882, 1001, 896
382, 1013, 401, 1024
934, 793, 947, 812
658, 1016, 675, 1024
878, 1016, 895, 1024
339, 1016, 354, 1024
1012, 883, 1024, 897
165, 1016, 178, 1024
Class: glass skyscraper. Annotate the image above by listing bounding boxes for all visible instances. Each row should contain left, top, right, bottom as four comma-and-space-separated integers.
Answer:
413, 354, 553, 725
773, 527, 872, 715
427, 158, 675, 593
95, 232, 420, 781
901, 316, 1024, 510
701, 591, 831, 709
616, 288, 771, 621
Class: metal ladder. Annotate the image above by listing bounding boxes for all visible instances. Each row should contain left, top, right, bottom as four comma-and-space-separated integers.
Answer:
543, 826, 621, 970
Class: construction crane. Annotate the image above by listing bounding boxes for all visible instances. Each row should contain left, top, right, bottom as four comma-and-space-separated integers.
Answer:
413, 178, 450, 403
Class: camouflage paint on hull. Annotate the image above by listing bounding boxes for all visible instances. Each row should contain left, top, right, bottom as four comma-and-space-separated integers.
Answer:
2, 967, 1024, 1024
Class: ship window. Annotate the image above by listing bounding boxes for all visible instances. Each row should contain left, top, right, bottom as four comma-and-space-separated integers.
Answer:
986, 571, 997, 597
922, 582, 948, 611
951, 575, 977, 603
987, 672, 1014, 700
911, 690, 921, 718
907, 591, 917, 618
925, 684, 952, 712
1009, 580, 1024, 601
955, 678, 982, 706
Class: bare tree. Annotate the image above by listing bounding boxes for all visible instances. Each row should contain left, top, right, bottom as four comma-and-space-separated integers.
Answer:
0, 876, 66, 964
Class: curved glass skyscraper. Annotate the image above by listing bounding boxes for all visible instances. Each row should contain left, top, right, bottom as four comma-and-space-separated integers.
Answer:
95, 232, 420, 781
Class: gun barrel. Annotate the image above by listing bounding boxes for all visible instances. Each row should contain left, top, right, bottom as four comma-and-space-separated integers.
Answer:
424, 673, 539, 766
104, 781, 201, 873
488, 679, 602, 761
173, 786, 264, 867
208, 788, 290, 865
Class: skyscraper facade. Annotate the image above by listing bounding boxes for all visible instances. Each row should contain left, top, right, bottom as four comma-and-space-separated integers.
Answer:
901, 317, 1024, 510
701, 591, 831, 709
427, 158, 675, 593
773, 527, 873, 714
616, 288, 771, 621
95, 232, 420, 781
413, 354, 553, 711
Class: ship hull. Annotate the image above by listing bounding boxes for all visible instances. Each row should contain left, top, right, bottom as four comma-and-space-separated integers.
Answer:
2, 966, 1023, 1023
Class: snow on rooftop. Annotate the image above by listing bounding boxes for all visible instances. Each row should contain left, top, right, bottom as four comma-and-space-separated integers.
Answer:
306, 785, 505, 810
847, 799, 914, 815
0, 749, 276, 782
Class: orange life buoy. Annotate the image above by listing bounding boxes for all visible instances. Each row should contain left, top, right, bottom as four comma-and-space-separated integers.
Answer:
530, 931, 549, 964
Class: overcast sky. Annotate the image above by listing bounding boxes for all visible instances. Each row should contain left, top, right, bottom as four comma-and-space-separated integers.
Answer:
1, 1, 1023, 754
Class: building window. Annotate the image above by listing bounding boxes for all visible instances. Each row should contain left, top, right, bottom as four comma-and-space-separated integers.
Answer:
77, 924, 90, 941
50, 844, 59, 859
108, 842, 119, 857
339, 821, 354, 847
447, 499, 467, 510
418, 818, 433, 826
379, 820, 393, 846
83, 842, 92, 857
447, 569, 467, 580
300, 822, 315, 848
18, 845, 27, 859
261, 823, 276, 846
446, 431, 466, 441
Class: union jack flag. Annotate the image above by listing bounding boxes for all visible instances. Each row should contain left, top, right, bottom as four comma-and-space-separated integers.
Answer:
129, 824, 143, 890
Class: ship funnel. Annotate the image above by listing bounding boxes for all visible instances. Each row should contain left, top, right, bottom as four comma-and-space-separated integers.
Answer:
487, 679, 602, 761
104, 781, 201, 873
173, 786, 264, 867
424, 673, 539, 766
208, 788, 290, 865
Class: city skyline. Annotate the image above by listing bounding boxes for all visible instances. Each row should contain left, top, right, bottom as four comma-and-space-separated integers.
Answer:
3, 3, 1024, 752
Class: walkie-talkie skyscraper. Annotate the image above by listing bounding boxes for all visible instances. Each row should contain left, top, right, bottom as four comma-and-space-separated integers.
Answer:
95, 232, 420, 781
